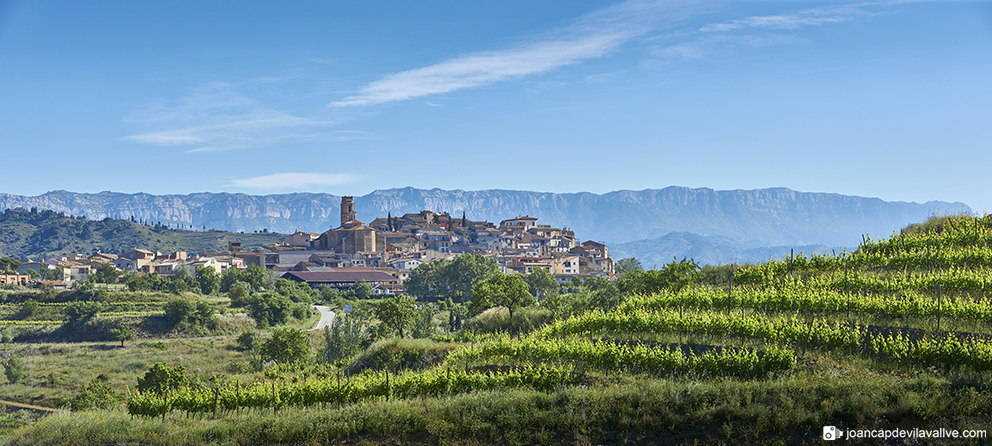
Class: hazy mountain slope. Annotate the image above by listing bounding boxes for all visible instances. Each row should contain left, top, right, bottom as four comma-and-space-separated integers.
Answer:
610, 232, 842, 267
0, 209, 283, 259
0, 187, 970, 248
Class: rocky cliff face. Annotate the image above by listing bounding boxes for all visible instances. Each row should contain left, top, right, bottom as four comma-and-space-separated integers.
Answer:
0, 187, 970, 248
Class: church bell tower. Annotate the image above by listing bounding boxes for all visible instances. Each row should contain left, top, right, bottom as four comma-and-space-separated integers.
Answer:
340, 196, 357, 226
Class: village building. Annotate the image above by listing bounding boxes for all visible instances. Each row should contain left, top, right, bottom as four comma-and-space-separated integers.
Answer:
312, 196, 386, 254
0, 273, 30, 285
282, 269, 402, 293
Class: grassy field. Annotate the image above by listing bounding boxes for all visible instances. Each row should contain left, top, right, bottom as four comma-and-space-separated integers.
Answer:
0, 322, 326, 409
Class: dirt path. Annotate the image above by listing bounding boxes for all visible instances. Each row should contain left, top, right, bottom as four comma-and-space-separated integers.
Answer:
0, 398, 60, 414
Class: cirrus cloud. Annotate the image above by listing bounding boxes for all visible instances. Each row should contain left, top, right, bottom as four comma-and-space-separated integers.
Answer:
330, 0, 696, 107
230, 172, 359, 189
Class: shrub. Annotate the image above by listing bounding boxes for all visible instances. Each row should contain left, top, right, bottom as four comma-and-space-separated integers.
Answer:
3, 354, 26, 384
65, 300, 101, 323
163, 298, 216, 328
244, 291, 296, 327
136, 363, 187, 394
15, 299, 39, 320
70, 377, 120, 411
261, 328, 310, 365
237, 330, 260, 351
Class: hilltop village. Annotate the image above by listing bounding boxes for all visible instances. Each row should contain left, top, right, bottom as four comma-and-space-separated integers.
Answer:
1, 197, 614, 295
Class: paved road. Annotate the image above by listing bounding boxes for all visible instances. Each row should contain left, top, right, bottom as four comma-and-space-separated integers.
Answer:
309, 305, 336, 331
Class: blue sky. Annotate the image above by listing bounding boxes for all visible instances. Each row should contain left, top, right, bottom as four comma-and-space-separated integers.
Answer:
1, 1, 990, 212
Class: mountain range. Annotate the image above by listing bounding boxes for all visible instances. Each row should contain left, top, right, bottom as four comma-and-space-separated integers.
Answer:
0, 187, 969, 264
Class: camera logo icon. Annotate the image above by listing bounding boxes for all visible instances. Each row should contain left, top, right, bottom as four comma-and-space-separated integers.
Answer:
823, 426, 844, 441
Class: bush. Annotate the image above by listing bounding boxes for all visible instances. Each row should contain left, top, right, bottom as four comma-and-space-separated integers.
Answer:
237, 330, 260, 351
346, 338, 457, 375
136, 363, 187, 394
163, 298, 216, 328
3, 354, 26, 384
65, 300, 101, 323
274, 278, 315, 305
228, 283, 250, 307
70, 376, 120, 411
261, 328, 310, 365
14, 299, 39, 320
460, 307, 553, 336
73, 280, 109, 301
244, 292, 297, 328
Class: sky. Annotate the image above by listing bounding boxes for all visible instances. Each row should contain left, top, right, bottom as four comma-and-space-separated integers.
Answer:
1, 0, 990, 213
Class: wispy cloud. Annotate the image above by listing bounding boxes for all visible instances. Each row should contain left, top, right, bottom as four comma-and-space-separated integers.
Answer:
122, 82, 365, 152
700, 2, 886, 33
230, 172, 359, 189
330, 0, 694, 107
648, 2, 899, 64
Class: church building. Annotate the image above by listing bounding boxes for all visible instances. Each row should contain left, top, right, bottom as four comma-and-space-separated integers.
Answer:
312, 196, 386, 254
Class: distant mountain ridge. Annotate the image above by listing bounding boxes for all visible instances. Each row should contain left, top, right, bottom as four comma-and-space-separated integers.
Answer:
0, 187, 969, 250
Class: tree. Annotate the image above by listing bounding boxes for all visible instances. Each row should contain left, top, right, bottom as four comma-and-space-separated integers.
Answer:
321, 312, 366, 363
590, 280, 622, 313
3, 354, 25, 384
92, 262, 119, 284
195, 266, 220, 295
0, 258, 21, 274
404, 254, 499, 302
220, 264, 268, 292
470, 273, 535, 320
523, 268, 559, 301
274, 278, 315, 305
411, 304, 437, 339
109, 321, 135, 347
172, 265, 191, 281
244, 292, 296, 327
41, 266, 63, 281
261, 328, 310, 364
353, 280, 373, 299
228, 283, 250, 307
137, 363, 187, 394
404, 260, 449, 301
616, 257, 643, 274
444, 254, 500, 302
73, 280, 108, 301
618, 257, 701, 296
374, 294, 417, 338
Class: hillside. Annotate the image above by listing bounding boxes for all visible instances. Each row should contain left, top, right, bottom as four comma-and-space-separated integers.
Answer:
6, 214, 992, 445
0, 208, 283, 259
0, 187, 970, 249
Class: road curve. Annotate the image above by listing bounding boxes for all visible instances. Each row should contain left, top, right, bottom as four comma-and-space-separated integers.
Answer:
309, 305, 336, 331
